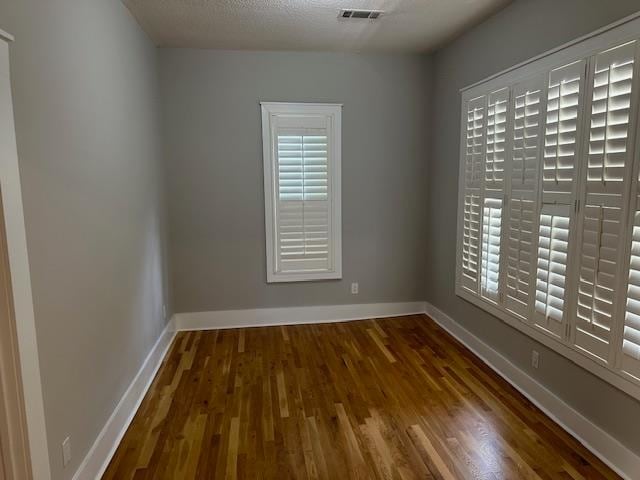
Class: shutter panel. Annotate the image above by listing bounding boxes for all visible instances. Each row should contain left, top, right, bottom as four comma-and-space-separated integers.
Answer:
541, 60, 585, 202
534, 61, 586, 337
481, 197, 503, 299
484, 88, 509, 190
460, 95, 485, 292
480, 88, 509, 301
573, 41, 637, 363
276, 131, 331, 274
505, 76, 545, 317
623, 206, 640, 381
505, 195, 536, 315
534, 206, 571, 337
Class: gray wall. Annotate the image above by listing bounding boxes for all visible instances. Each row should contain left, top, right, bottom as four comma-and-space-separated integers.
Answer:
426, 0, 640, 455
160, 50, 431, 313
0, 1, 169, 479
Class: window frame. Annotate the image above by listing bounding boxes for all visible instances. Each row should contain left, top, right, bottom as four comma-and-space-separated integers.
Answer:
455, 13, 640, 402
261, 102, 343, 283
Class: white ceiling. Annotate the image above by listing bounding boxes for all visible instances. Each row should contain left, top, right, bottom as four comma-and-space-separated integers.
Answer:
123, 0, 512, 53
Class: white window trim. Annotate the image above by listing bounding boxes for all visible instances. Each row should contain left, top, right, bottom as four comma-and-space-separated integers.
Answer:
261, 102, 343, 283
455, 13, 640, 402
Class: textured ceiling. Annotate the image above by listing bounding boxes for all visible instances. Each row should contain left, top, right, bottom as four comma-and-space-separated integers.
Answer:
122, 0, 512, 53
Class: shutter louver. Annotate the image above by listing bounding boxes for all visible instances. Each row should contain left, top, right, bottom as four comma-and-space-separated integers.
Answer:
276, 133, 331, 274
574, 41, 637, 362
534, 61, 586, 337
505, 78, 544, 317
461, 96, 485, 292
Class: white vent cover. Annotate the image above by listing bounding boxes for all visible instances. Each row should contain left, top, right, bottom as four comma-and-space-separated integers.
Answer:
339, 9, 384, 20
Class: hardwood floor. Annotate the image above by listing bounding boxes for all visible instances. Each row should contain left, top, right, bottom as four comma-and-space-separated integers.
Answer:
102, 315, 620, 479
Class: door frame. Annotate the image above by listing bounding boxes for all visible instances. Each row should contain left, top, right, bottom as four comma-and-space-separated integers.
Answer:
0, 189, 31, 479
0, 29, 51, 480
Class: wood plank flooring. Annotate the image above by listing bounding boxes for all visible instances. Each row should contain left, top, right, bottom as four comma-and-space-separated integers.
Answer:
102, 315, 620, 479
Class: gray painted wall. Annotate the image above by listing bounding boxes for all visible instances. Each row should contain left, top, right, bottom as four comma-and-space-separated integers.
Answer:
160, 50, 431, 313
0, 1, 169, 479
426, 0, 640, 455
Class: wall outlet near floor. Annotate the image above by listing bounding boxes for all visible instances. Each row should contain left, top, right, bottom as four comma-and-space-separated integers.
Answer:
531, 350, 540, 369
62, 436, 71, 467
351, 282, 359, 295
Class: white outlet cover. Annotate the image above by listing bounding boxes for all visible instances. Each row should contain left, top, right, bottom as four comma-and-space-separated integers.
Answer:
351, 282, 359, 294
531, 350, 540, 369
62, 436, 71, 467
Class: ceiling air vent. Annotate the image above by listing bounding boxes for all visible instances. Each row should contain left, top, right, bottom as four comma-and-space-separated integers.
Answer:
340, 9, 384, 20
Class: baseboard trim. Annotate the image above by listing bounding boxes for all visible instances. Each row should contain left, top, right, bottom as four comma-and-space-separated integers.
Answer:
72, 319, 176, 480
424, 302, 640, 480
173, 301, 427, 331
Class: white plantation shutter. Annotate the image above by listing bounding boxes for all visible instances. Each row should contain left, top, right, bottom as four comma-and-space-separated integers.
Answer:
455, 23, 640, 400
505, 195, 536, 315
485, 88, 509, 189
277, 134, 330, 272
261, 103, 342, 283
534, 206, 571, 338
623, 207, 640, 380
573, 42, 638, 362
541, 60, 585, 203
460, 95, 486, 292
505, 77, 545, 317
481, 197, 503, 299
533, 61, 586, 337
480, 89, 509, 301
462, 193, 481, 290
510, 79, 544, 191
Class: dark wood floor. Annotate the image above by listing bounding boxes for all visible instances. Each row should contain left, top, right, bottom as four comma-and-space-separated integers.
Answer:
102, 315, 620, 480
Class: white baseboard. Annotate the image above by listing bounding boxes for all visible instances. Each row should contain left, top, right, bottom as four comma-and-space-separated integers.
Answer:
424, 302, 640, 480
173, 301, 427, 331
72, 319, 176, 480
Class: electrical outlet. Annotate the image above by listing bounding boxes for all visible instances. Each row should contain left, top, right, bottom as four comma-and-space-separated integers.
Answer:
351, 282, 359, 295
531, 350, 540, 369
62, 436, 71, 467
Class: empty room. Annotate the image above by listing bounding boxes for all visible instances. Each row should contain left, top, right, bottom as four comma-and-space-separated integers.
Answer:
1, 0, 640, 479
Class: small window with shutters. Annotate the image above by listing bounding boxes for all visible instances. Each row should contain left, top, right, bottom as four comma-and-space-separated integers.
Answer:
261, 103, 342, 283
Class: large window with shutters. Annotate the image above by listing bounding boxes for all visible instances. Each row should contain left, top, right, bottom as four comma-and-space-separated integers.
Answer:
261, 102, 342, 283
455, 15, 640, 401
